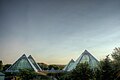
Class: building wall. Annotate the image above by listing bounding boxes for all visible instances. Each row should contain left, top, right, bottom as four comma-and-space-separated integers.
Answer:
0, 76, 5, 80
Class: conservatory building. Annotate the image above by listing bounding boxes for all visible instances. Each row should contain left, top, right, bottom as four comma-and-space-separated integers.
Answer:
6, 54, 42, 72
63, 50, 99, 71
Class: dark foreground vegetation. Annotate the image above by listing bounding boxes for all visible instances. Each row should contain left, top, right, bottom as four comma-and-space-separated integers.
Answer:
0, 47, 120, 80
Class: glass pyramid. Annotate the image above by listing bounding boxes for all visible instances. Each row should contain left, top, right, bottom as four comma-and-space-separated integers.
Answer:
6, 54, 40, 72
63, 59, 75, 71
65, 50, 99, 71
28, 55, 42, 71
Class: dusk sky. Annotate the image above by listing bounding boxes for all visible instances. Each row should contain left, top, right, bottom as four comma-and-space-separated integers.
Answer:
0, 0, 120, 64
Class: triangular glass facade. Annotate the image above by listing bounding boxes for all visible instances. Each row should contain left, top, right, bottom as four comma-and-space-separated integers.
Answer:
76, 50, 99, 68
63, 59, 75, 71
6, 54, 38, 72
65, 50, 99, 71
28, 55, 42, 71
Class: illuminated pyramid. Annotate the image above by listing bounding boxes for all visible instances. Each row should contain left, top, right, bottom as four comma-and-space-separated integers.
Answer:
65, 50, 99, 71
6, 54, 42, 72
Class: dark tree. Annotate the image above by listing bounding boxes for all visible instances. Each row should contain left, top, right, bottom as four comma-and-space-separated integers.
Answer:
69, 62, 94, 80
48, 65, 59, 70
3, 64, 11, 71
99, 55, 114, 80
112, 47, 120, 61
19, 69, 37, 80
38, 63, 48, 70
111, 47, 120, 80
0, 60, 3, 71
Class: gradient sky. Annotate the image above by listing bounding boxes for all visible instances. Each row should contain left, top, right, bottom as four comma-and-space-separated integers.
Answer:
0, 0, 120, 65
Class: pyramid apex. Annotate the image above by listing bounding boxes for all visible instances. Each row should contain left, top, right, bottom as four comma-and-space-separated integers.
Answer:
83, 50, 89, 53
22, 54, 27, 57
70, 59, 74, 62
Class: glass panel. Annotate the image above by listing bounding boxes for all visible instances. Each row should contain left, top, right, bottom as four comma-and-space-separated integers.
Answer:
80, 55, 89, 63
9, 57, 33, 71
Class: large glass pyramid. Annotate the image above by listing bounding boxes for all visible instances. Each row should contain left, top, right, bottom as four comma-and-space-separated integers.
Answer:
63, 59, 75, 71
65, 50, 99, 71
6, 54, 42, 72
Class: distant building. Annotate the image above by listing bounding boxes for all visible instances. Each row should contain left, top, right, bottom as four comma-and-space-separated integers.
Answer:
6, 54, 42, 72
63, 50, 99, 71
0, 72, 5, 80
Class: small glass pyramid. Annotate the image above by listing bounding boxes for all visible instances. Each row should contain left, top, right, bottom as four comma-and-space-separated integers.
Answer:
63, 59, 75, 71
28, 55, 42, 71
6, 54, 42, 72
